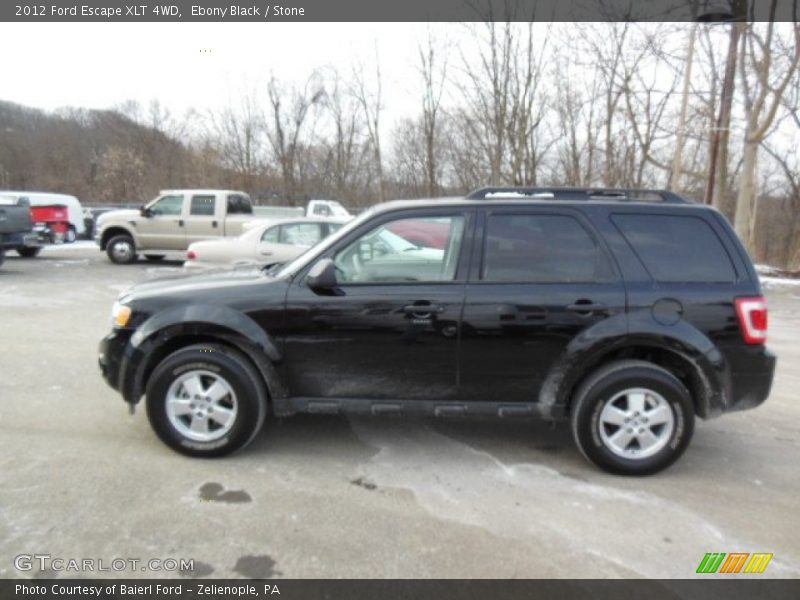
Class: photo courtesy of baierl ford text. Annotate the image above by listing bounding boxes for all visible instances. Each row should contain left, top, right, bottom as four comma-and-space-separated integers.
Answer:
0, 1, 799, 599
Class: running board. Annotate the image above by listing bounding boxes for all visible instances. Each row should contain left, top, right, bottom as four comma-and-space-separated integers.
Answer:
273, 397, 560, 420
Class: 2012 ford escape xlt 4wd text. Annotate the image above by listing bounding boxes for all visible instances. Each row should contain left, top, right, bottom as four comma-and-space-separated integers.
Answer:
98, 187, 775, 475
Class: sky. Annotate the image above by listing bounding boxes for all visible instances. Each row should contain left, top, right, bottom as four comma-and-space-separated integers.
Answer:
0, 22, 462, 130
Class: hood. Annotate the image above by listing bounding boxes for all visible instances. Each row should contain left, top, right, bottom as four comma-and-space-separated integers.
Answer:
98, 209, 139, 224
120, 267, 283, 305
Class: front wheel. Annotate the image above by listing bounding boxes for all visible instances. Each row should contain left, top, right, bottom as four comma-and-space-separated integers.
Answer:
570, 360, 694, 476
106, 234, 137, 264
146, 344, 268, 457
65, 226, 77, 243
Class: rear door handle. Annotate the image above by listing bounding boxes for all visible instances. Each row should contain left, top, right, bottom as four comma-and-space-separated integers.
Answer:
212, 220, 218, 228
566, 300, 607, 314
178, 219, 184, 227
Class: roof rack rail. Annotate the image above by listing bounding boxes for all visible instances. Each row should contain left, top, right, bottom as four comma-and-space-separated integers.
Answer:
465, 187, 692, 204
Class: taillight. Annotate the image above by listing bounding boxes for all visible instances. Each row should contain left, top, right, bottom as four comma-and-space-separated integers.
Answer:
187, 250, 197, 260
735, 296, 767, 344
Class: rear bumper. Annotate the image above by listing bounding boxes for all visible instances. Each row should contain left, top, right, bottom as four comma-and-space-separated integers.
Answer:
725, 346, 776, 413
0, 232, 40, 249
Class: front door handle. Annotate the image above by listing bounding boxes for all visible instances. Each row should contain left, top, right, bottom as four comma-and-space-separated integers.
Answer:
403, 303, 446, 317
178, 219, 184, 227
212, 220, 218, 228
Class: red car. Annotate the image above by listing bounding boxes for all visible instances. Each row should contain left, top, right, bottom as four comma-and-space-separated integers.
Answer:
387, 218, 451, 249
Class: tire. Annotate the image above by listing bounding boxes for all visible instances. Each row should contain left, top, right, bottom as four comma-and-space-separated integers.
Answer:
144, 254, 165, 261
17, 246, 42, 258
65, 226, 77, 243
570, 360, 694, 476
106, 234, 137, 264
145, 343, 268, 457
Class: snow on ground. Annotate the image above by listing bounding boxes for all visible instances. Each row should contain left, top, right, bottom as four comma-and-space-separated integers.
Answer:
756, 264, 800, 288
39, 240, 97, 251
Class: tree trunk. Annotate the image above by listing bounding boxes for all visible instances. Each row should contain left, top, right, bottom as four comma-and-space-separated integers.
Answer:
734, 137, 759, 250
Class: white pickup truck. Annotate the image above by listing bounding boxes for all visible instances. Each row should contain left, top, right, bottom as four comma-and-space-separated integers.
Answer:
96, 189, 258, 264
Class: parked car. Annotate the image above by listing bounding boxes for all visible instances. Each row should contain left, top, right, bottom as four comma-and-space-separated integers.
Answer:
96, 190, 258, 264
82, 206, 117, 240
252, 199, 353, 220
98, 187, 775, 475
0, 195, 41, 265
0, 191, 85, 242
387, 217, 451, 249
184, 217, 347, 271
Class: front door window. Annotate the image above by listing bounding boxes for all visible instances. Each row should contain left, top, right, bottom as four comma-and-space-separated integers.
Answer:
333, 216, 466, 284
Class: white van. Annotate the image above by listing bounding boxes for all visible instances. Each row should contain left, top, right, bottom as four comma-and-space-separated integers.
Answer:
0, 191, 85, 241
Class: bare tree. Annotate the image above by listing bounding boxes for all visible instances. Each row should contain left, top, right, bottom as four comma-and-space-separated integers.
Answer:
352, 48, 386, 202
320, 68, 369, 202
418, 33, 448, 197
208, 92, 265, 192
734, 18, 800, 251
265, 74, 325, 201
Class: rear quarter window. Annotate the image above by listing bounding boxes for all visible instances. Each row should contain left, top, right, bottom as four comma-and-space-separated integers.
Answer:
611, 214, 736, 283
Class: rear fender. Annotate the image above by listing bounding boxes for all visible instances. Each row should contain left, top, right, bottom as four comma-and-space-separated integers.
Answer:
539, 313, 727, 419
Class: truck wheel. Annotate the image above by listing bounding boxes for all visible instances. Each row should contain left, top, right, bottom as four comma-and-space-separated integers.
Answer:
145, 344, 268, 457
17, 247, 42, 258
144, 254, 165, 261
570, 360, 694, 476
106, 235, 137, 264
65, 226, 77, 243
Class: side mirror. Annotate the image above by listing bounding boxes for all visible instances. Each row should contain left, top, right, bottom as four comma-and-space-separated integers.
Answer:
140, 205, 152, 217
306, 258, 338, 294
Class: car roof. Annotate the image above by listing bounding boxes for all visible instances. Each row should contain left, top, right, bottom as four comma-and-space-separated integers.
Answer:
251, 216, 349, 228
159, 189, 249, 196
370, 188, 710, 216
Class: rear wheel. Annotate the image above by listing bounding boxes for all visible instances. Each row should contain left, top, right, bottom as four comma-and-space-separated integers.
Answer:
146, 344, 268, 457
65, 226, 77, 243
106, 234, 137, 264
570, 360, 694, 476
17, 247, 42, 258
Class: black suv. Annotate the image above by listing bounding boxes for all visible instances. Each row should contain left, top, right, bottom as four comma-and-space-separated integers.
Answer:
98, 187, 775, 475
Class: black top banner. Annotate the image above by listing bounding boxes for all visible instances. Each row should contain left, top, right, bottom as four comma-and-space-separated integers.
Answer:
2, 0, 799, 22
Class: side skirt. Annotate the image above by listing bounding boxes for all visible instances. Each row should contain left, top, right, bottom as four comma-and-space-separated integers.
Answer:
272, 397, 565, 420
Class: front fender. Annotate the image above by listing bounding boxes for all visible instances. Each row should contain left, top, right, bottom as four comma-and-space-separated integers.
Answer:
120, 304, 284, 405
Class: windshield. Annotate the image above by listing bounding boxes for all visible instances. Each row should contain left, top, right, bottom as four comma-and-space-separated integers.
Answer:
274, 207, 377, 278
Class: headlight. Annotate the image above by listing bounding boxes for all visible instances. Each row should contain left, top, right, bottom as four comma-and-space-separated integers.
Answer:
111, 301, 132, 328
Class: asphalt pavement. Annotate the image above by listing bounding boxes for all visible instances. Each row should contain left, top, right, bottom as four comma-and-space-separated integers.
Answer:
0, 243, 798, 579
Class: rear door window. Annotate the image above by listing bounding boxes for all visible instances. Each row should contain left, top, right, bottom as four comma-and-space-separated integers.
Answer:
612, 214, 736, 283
482, 213, 614, 283
190, 195, 216, 216
280, 223, 324, 246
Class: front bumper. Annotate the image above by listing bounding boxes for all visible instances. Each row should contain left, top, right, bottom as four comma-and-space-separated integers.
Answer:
98, 330, 134, 394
